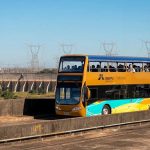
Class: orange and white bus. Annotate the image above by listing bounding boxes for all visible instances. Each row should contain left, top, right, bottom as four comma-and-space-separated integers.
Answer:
55, 55, 150, 117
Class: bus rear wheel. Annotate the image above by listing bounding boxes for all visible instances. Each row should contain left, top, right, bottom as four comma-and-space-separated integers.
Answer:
102, 105, 111, 115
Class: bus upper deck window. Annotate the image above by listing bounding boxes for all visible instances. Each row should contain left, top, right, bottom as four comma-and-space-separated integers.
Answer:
59, 57, 85, 73
143, 63, 150, 72
132, 63, 143, 72
97, 64, 101, 72
109, 62, 117, 72
117, 63, 126, 72
126, 63, 144, 72
101, 62, 108, 72
89, 62, 100, 72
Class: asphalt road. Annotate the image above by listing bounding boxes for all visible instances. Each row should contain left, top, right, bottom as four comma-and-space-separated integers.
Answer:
0, 123, 150, 150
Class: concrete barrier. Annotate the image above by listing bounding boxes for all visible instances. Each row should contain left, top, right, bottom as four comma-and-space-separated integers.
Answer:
0, 110, 150, 141
0, 100, 12, 116
0, 98, 55, 116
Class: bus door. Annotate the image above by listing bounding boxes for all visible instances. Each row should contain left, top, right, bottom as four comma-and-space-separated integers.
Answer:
82, 85, 91, 116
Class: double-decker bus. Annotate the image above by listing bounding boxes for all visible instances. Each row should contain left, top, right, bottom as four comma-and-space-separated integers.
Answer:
55, 55, 150, 117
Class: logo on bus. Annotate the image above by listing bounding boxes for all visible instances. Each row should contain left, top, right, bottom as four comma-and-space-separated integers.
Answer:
98, 74, 114, 81
98, 74, 104, 80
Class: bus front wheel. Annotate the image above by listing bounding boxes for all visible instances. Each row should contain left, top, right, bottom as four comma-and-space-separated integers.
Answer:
102, 105, 111, 115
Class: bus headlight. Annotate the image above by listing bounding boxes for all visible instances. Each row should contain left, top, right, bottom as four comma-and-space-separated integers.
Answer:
72, 106, 81, 111
56, 106, 61, 110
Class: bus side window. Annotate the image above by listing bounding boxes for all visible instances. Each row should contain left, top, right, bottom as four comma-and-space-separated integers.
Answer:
89, 88, 98, 100
101, 62, 108, 72
91, 65, 97, 72
97, 64, 101, 72
109, 62, 117, 72
89, 62, 100, 72
144, 85, 149, 97
131, 63, 142, 72
143, 63, 150, 72
148, 63, 150, 71
118, 63, 126, 72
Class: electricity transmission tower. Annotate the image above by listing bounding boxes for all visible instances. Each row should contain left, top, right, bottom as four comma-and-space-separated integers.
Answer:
144, 41, 150, 57
29, 44, 41, 72
54, 44, 74, 68
60, 44, 73, 54
102, 42, 117, 56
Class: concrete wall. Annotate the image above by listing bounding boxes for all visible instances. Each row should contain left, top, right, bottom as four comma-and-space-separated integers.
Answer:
0, 99, 55, 116
0, 110, 150, 141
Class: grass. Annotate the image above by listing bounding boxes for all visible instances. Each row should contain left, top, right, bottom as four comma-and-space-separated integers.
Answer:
0, 90, 55, 100
14, 92, 55, 99
0, 89, 17, 99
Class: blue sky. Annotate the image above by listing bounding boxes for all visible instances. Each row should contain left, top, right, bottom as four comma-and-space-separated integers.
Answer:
0, 0, 150, 67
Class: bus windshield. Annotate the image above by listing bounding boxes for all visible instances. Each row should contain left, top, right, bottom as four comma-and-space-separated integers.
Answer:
59, 56, 85, 73
56, 85, 81, 105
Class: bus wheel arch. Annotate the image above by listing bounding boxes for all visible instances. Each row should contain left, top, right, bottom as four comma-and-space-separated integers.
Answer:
102, 104, 111, 115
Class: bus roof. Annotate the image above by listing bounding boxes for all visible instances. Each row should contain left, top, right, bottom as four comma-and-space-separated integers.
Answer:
88, 55, 150, 63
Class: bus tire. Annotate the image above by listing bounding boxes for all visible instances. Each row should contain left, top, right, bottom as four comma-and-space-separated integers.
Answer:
102, 105, 111, 115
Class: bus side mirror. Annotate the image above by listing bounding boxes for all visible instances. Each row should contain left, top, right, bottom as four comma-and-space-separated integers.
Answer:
84, 86, 91, 100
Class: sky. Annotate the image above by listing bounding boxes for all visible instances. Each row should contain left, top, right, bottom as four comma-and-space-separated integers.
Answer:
0, 0, 150, 67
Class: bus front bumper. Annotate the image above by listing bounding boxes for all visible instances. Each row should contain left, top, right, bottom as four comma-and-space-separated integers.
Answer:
55, 105, 85, 117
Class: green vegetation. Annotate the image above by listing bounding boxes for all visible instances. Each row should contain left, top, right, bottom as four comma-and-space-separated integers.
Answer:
38, 68, 57, 74
0, 89, 2, 97
15, 92, 55, 99
38, 87, 46, 94
0, 89, 17, 99
0, 90, 55, 100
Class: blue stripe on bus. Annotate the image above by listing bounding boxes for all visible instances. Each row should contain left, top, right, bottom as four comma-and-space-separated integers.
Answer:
88, 55, 150, 63
86, 98, 143, 116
